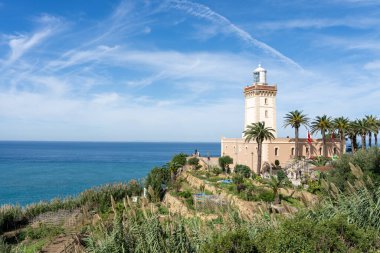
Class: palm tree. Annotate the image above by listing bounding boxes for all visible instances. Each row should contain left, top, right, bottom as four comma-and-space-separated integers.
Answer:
283, 110, 309, 159
311, 115, 332, 157
347, 121, 359, 153
243, 122, 275, 175
263, 176, 286, 205
333, 117, 349, 156
375, 119, 380, 147
365, 115, 377, 147
353, 118, 370, 150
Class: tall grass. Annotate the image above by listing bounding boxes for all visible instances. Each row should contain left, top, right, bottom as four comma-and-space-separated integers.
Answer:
0, 180, 143, 233
310, 163, 380, 231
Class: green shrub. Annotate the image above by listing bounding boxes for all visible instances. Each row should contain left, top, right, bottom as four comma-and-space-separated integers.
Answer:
218, 156, 233, 173
24, 224, 64, 240
0, 238, 12, 253
188, 157, 200, 170
256, 189, 275, 202
0, 205, 24, 233
212, 166, 222, 175
255, 215, 380, 253
276, 170, 287, 182
178, 190, 192, 199
234, 164, 251, 178
185, 198, 194, 209
200, 228, 258, 253
158, 205, 169, 215
171, 153, 188, 168
145, 167, 170, 201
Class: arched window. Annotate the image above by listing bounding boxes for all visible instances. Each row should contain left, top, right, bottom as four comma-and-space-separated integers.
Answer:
291, 147, 295, 156
275, 147, 279, 156
333, 147, 337, 155
306, 147, 309, 155
319, 147, 322, 155
265, 110, 268, 118
265, 98, 268, 105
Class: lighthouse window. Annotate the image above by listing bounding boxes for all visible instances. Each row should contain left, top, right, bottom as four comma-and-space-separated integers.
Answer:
254, 72, 260, 83
275, 147, 279, 156
265, 98, 268, 104
265, 110, 268, 118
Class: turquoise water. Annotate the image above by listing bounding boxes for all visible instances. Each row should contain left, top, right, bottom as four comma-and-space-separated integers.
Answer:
0, 141, 220, 206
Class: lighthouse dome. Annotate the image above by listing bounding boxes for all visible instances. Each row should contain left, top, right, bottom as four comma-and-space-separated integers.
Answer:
254, 64, 266, 73
253, 64, 267, 84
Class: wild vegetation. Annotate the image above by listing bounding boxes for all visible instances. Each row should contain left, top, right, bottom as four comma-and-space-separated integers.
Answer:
1, 116, 380, 252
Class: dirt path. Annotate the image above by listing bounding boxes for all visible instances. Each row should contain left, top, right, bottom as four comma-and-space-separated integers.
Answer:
40, 235, 77, 253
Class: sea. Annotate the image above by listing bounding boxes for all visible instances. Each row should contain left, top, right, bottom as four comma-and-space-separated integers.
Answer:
0, 141, 220, 206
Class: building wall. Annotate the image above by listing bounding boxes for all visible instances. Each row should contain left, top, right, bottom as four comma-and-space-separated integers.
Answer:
221, 137, 342, 171
244, 89, 277, 137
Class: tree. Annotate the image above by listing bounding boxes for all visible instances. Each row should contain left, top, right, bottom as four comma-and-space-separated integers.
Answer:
263, 176, 286, 204
375, 119, 380, 147
243, 122, 275, 175
218, 156, 233, 173
169, 153, 188, 183
333, 117, 349, 156
145, 167, 170, 201
353, 118, 370, 150
347, 121, 359, 153
283, 110, 309, 159
187, 157, 200, 170
365, 115, 378, 147
311, 115, 332, 157
171, 153, 187, 167
234, 164, 251, 178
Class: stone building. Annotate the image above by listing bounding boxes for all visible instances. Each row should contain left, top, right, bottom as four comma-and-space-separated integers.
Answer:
221, 65, 341, 172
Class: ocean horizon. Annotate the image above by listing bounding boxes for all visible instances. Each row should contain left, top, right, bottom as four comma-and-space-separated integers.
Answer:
0, 141, 220, 206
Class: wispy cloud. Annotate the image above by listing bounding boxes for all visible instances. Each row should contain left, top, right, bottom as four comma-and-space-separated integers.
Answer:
166, 0, 302, 69
6, 30, 51, 64
2, 14, 63, 65
258, 17, 380, 30
0, 0, 379, 141
315, 36, 380, 52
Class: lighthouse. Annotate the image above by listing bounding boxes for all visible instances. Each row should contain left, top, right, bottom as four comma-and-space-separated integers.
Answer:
243, 65, 277, 137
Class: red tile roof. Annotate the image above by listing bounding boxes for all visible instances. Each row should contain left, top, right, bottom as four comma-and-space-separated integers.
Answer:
244, 84, 277, 92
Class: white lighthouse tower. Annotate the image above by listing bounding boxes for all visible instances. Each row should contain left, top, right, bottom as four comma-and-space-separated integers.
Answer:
244, 65, 277, 137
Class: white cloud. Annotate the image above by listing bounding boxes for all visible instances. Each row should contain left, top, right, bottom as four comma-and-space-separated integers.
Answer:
166, 0, 302, 69
6, 29, 52, 63
364, 60, 380, 70
258, 17, 380, 30
0, 0, 379, 142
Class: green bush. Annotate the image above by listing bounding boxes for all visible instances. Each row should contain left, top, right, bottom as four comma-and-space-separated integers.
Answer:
145, 167, 170, 201
188, 157, 200, 170
234, 164, 251, 178
328, 147, 380, 191
200, 228, 258, 253
212, 166, 222, 175
255, 215, 380, 253
256, 189, 275, 202
171, 153, 188, 168
0, 238, 12, 253
178, 190, 192, 199
218, 156, 233, 172
0, 205, 24, 233
24, 224, 64, 240
276, 170, 287, 182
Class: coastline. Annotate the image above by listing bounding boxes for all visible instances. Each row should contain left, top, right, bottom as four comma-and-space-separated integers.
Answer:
0, 141, 220, 206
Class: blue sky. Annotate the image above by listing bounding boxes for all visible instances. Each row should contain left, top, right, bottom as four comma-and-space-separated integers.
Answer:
0, 0, 379, 141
